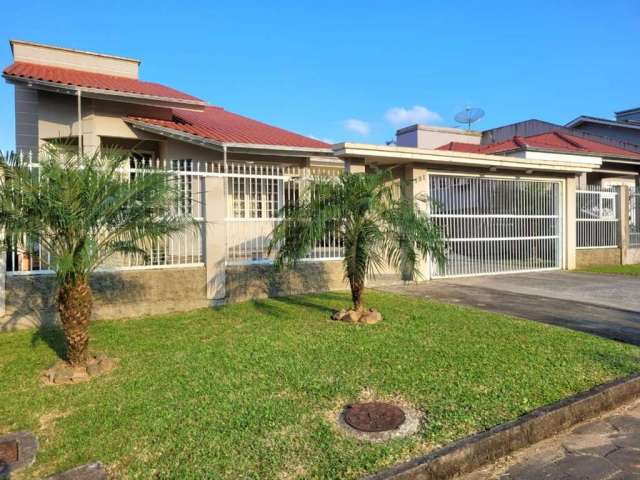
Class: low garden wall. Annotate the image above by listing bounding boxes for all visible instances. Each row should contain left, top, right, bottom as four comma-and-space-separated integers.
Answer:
624, 247, 640, 265
576, 247, 621, 269
225, 260, 347, 303
1, 266, 209, 331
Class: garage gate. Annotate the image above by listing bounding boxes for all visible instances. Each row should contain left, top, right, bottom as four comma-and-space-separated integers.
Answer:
429, 174, 562, 278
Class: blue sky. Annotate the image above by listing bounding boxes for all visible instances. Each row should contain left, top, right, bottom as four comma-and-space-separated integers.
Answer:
1, 0, 638, 150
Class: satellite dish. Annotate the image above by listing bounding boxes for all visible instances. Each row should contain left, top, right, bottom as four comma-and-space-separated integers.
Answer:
455, 107, 485, 130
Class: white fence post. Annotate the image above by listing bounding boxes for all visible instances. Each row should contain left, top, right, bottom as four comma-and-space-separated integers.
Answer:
619, 185, 629, 264
0, 229, 5, 316
204, 176, 227, 302
565, 176, 577, 270
405, 165, 430, 280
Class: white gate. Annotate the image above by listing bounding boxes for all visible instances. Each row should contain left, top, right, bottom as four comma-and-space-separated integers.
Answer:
429, 174, 562, 278
576, 186, 619, 249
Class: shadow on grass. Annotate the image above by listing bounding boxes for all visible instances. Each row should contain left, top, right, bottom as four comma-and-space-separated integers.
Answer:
249, 291, 348, 320
30, 326, 67, 361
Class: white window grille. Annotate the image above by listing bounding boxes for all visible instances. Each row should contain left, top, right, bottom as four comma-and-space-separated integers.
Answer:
576, 186, 619, 249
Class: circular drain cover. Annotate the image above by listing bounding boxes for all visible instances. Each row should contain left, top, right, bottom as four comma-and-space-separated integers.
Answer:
344, 402, 406, 432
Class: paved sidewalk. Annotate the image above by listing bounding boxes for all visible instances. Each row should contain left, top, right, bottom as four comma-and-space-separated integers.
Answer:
462, 399, 640, 480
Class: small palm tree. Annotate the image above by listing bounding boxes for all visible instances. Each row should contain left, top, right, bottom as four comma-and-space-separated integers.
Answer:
269, 170, 445, 319
0, 146, 192, 366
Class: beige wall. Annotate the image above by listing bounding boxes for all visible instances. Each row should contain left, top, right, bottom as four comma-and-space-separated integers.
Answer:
225, 261, 346, 303
12, 40, 139, 78
1, 267, 209, 331
624, 248, 640, 265
576, 248, 621, 269
396, 125, 482, 150
36, 92, 171, 151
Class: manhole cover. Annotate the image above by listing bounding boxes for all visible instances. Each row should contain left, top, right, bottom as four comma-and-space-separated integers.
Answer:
344, 402, 406, 432
0, 439, 18, 463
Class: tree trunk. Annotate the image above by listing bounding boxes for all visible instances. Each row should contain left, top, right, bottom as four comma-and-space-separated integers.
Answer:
350, 275, 365, 311
57, 278, 93, 366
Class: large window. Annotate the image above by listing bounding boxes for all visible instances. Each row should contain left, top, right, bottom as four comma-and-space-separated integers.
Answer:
172, 159, 193, 216
229, 177, 280, 218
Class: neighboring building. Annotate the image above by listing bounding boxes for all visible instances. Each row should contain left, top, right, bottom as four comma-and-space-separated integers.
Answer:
399, 113, 640, 187
566, 108, 640, 154
396, 124, 481, 150
437, 131, 640, 187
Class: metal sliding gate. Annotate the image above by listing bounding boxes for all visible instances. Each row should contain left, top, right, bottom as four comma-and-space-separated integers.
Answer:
429, 175, 562, 278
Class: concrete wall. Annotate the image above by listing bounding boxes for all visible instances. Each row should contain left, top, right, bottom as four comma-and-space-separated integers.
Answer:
396, 125, 481, 149
36, 92, 170, 152
1, 267, 208, 331
225, 261, 346, 303
12, 40, 139, 78
576, 248, 621, 269
624, 248, 640, 265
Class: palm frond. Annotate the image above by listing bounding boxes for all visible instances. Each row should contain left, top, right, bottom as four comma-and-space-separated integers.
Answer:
0, 146, 195, 284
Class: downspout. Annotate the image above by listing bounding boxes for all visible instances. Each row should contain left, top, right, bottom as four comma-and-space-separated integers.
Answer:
77, 89, 83, 155
223, 144, 228, 171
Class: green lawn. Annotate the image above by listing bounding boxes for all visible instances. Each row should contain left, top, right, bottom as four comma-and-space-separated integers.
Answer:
580, 264, 640, 276
1, 291, 639, 479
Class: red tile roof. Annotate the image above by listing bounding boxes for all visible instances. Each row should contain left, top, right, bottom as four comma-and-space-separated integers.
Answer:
3, 62, 204, 104
437, 131, 640, 159
128, 107, 331, 149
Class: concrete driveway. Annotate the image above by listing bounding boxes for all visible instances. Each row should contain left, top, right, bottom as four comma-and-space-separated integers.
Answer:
378, 271, 640, 346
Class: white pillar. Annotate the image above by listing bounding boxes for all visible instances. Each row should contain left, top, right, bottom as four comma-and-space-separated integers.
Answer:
204, 176, 227, 302
346, 158, 366, 173
405, 164, 430, 281
565, 176, 577, 270
619, 185, 629, 265
0, 230, 5, 316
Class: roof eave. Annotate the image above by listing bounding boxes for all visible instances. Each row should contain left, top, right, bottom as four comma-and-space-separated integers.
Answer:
332, 142, 598, 174
3, 74, 207, 111
565, 115, 640, 132
525, 146, 640, 161
126, 119, 334, 156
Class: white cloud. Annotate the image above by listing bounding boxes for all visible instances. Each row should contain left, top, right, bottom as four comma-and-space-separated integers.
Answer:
385, 105, 442, 127
343, 118, 370, 136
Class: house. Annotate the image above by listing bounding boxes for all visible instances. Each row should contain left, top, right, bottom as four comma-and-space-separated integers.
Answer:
399, 121, 640, 187
436, 131, 640, 187
1, 40, 349, 329
2, 39, 639, 331
333, 122, 640, 279
566, 108, 640, 154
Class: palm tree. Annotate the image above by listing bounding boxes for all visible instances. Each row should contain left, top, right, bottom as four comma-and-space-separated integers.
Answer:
0, 146, 193, 366
269, 170, 445, 320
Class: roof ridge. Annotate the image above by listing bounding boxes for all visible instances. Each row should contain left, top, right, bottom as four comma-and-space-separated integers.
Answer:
552, 131, 585, 149
513, 136, 526, 148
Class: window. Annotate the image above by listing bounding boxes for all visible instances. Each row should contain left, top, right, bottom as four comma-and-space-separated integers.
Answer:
599, 193, 617, 220
228, 177, 280, 218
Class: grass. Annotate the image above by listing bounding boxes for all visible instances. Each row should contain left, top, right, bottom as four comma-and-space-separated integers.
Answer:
1, 291, 639, 479
580, 264, 640, 276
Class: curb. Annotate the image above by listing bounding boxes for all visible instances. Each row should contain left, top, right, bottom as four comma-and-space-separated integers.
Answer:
364, 373, 640, 480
